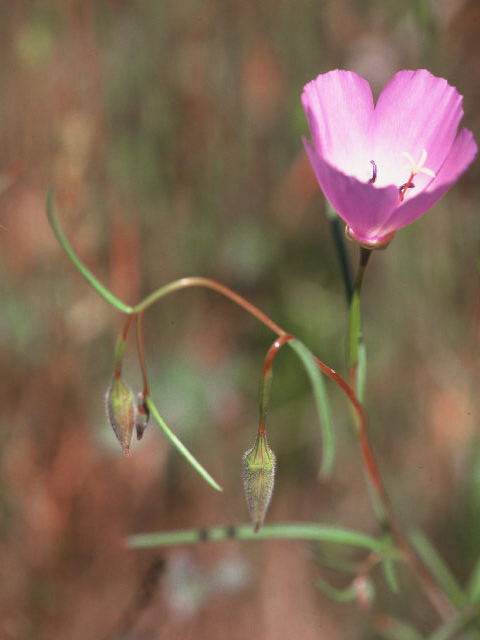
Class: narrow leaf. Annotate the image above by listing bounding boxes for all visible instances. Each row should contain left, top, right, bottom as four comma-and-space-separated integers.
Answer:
127, 521, 384, 551
146, 395, 222, 492
466, 555, 480, 603
410, 530, 466, 609
325, 200, 353, 304
428, 608, 480, 640
382, 556, 400, 593
317, 578, 356, 602
373, 615, 426, 640
288, 339, 335, 477
46, 189, 133, 314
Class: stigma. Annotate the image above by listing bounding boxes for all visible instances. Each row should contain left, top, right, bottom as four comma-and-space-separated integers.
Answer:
402, 149, 436, 180
398, 149, 436, 201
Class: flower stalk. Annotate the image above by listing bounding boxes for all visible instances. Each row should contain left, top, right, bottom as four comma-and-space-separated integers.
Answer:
47, 192, 457, 621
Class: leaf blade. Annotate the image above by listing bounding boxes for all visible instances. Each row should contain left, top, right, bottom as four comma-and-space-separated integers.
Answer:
288, 339, 335, 477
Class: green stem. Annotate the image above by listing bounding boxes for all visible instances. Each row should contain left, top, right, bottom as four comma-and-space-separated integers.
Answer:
348, 247, 371, 401
345, 246, 456, 621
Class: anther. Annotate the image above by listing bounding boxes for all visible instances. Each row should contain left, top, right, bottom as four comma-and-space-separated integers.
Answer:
369, 160, 377, 184
398, 182, 415, 193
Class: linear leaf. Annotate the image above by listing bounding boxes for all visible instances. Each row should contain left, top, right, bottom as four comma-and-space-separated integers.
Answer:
127, 522, 383, 551
146, 395, 222, 492
410, 530, 466, 610
466, 555, 480, 603
374, 616, 426, 640
317, 578, 356, 602
46, 189, 133, 314
288, 339, 335, 477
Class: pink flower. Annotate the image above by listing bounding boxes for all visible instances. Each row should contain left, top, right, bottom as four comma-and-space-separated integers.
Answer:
302, 69, 477, 247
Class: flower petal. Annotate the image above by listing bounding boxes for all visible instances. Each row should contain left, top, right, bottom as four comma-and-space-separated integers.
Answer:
301, 70, 374, 180
375, 128, 478, 237
372, 70, 464, 188
303, 138, 398, 243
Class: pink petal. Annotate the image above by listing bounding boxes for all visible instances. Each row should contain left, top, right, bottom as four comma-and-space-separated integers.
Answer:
372, 70, 464, 187
301, 70, 374, 180
375, 128, 478, 237
303, 138, 398, 242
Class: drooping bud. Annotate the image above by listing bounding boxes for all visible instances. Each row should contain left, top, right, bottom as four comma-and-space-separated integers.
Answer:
135, 392, 150, 441
353, 576, 375, 611
106, 377, 135, 455
243, 431, 276, 533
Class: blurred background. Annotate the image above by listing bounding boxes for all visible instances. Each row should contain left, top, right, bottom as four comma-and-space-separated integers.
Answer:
1, 0, 480, 638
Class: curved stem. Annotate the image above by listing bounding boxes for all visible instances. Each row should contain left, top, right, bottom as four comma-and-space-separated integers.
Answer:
259, 334, 294, 434
47, 196, 455, 619
132, 275, 456, 618
132, 276, 285, 336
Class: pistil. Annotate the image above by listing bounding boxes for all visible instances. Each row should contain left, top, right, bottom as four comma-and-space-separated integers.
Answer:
398, 149, 435, 202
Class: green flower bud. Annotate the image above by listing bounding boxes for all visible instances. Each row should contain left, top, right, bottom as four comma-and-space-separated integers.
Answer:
243, 432, 276, 533
106, 377, 135, 455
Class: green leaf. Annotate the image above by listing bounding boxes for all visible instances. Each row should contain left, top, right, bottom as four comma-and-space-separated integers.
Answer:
145, 395, 222, 492
288, 339, 335, 477
375, 616, 425, 640
127, 521, 384, 551
382, 555, 400, 593
428, 608, 480, 640
466, 555, 480, 603
410, 530, 466, 610
317, 578, 356, 602
45, 189, 133, 314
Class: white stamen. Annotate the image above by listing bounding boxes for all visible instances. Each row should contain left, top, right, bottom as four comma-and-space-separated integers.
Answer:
401, 149, 436, 179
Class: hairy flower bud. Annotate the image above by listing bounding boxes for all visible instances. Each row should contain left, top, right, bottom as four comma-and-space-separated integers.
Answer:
106, 377, 135, 455
243, 432, 276, 533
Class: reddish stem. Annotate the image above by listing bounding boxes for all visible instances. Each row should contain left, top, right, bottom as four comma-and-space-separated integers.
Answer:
135, 311, 150, 397
263, 334, 294, 376
258, 334, 294, 435
114, 315, 135, 379
117, 276, 455, 619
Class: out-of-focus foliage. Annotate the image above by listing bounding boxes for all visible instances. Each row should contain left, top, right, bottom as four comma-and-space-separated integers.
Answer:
0, 1, 479, 638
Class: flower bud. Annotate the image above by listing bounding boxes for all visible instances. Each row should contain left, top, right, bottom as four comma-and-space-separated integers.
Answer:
106, 377, 135, 455
135, 392, 150, 441
353, 576, 375, 611
243, 432, 276, 533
